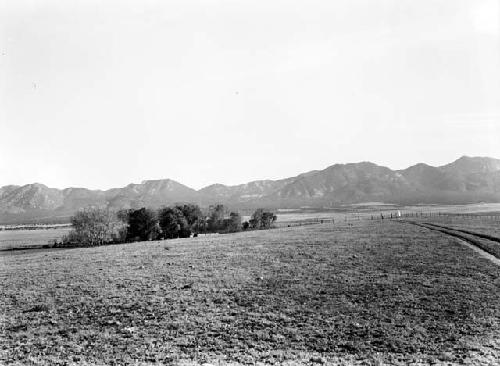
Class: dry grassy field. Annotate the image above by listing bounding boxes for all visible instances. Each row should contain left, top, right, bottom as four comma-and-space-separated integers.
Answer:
0, 228, 71, 251
413, 215, 500, 238
1, 221, 499, 365
408, 215, 500, 259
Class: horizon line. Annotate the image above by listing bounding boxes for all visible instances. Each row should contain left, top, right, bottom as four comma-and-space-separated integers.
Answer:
1, 155, 497, 192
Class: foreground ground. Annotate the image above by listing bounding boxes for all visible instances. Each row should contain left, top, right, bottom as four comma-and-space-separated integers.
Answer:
1, 221, 500, 365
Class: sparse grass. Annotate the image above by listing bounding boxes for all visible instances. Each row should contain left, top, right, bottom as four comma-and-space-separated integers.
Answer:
415, 215, 500, 238
0, 228, 71, 250
411, 215, 500, 258
1, 221, 499, 365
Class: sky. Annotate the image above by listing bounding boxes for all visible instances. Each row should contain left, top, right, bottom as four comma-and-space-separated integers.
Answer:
1, 0, 499, 190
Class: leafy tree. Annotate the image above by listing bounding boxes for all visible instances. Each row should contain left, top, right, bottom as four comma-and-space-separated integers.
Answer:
126, 208, 159, 241
116, 208, 133, 242
224, 212, 242, 232
64, 207, 121, 246
262, 211, 277, 228
249, 209, 263, 229
207, 204, 226, 232
249, 209, 277, 229
117, 208, 131, 223
178, 204, 202, 227
194, 215, 207, 234
158, 207, 190, 239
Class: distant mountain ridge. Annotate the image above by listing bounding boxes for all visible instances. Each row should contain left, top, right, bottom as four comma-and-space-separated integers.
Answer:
1, 156, 500, 223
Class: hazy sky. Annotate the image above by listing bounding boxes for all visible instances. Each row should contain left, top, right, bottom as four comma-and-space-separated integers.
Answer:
1, 0, 499, 190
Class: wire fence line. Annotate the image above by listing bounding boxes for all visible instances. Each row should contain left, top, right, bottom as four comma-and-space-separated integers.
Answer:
272, 211, 500, 228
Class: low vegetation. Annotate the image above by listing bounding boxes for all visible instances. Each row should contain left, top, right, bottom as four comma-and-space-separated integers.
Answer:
409, 215, 500, 259
413, 214, 500, 238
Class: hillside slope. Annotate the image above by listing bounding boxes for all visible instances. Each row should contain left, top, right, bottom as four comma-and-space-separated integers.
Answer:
1, 156, 499, 223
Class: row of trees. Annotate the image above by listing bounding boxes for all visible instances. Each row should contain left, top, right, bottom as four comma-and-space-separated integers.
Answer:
62, 204, 277, 246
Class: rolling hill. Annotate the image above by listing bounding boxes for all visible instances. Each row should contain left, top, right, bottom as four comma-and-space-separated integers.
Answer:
1, 156, 499, 223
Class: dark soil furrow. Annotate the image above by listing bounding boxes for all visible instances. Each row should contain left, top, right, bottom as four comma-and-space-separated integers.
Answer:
422, 222, 500, 244
405, 221, 500, 261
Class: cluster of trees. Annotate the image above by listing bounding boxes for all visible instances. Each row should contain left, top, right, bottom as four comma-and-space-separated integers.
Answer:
62, 204, 277, 247
204, 204, 243, 233
249, 208, 277, 229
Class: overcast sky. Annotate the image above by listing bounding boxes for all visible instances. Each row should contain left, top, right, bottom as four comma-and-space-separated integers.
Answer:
1, 0, 499, 190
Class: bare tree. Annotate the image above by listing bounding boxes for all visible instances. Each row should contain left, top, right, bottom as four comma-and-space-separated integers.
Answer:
64, 207, 121, 246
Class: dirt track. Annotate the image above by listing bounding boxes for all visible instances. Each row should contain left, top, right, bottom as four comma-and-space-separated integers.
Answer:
403, 220, 500, 265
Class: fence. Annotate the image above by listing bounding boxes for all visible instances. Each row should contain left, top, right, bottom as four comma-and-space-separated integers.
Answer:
370, 212, 500, 221
274, 218, 336, 228
273, 212, 500, 228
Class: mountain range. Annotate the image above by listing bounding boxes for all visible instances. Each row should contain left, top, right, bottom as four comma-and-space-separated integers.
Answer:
1, 156, 500, 224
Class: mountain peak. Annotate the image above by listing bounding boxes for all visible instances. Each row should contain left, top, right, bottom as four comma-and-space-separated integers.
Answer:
30, 183, 49, 189
1, 156, 500, 223
443, 156, 500, 173
141, 178, 174, 185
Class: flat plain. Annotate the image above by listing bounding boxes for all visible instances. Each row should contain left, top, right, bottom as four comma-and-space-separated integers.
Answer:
409, 215, 500, 259
0, 228, 71, 251
413, 215, 500, 238
1, 220, 500, 365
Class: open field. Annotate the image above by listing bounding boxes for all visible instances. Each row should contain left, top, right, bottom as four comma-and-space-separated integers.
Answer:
0, 228, 71, 251
402, 203, 500, 215
406, 215, 500, 261
412, 215, 500, 239
405, 221, 500, 261
1, 221, 500, 365
1, 204, 498, 252
268, 203, 500, 225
